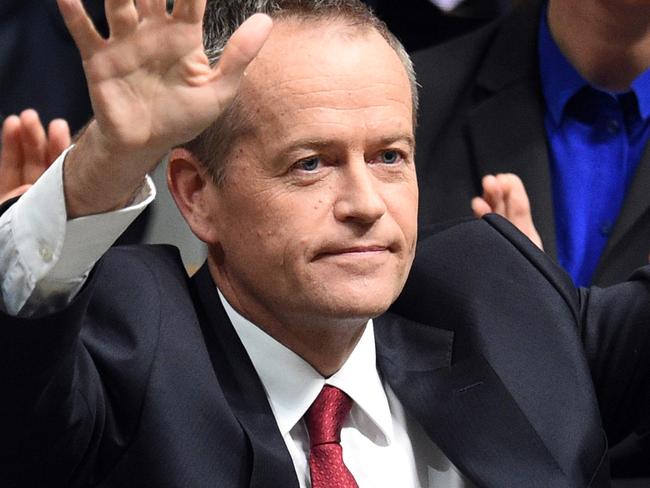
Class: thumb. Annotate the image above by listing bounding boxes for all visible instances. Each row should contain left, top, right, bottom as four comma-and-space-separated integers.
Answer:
211, 14, 274, 96
0, 184, 32, 205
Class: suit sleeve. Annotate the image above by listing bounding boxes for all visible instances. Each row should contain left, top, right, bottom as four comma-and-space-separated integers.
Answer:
0, 149, 154, 317
0, 271, 100, 485
0, 247, 167, 486
577, 270, 650, 444
0, 150, 155, 486
407, 215, 650, 446
482, 214, 650, 444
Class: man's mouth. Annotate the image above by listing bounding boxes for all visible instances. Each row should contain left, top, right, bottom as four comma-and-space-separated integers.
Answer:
314, 244, 391, 260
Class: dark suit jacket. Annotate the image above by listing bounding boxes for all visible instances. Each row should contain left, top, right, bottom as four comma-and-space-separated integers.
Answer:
362, 0, 507, 52
0, 0, 107, 133
413, 0, 650, 287
4, 214, 650, 487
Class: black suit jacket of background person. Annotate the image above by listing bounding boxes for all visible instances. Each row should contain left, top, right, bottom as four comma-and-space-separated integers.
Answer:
6, 213, 650, 488
0, 0, 106, 133
362, 0, 508, 52
413, 0, 650, 288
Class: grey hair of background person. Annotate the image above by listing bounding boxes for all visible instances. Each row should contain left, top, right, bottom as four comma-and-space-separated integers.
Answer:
182, 0, 418, 185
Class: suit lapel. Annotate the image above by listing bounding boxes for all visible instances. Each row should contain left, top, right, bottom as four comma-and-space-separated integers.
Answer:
374, 312, 570, 488
191, 264, 299, 488
466, 0, 559, 259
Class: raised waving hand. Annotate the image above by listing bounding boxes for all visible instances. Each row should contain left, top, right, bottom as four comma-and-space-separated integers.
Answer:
57, 0, 272, 217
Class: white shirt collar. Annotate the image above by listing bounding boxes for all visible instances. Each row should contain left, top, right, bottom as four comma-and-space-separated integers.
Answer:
218, 289, 394, 445
431, 0, 464, 12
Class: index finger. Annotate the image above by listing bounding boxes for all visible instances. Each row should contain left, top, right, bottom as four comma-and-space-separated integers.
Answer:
481, 174, 506, 215
498, 173, 532, 218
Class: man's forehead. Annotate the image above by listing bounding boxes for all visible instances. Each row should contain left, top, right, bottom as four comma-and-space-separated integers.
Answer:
239, 18, 413, 123
211, 16, 416, 169
246, 18, 407, 88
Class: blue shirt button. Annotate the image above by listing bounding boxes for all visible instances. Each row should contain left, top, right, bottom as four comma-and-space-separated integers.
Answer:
600, 221, 614, 236
606, 119, 621, 134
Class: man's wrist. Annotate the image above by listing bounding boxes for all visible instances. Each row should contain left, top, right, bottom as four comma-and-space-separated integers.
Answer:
63, 121, 165, 218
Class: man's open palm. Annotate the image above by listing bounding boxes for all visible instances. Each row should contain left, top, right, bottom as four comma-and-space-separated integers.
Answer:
56, 0, 272, 217
58, 0, 272, 158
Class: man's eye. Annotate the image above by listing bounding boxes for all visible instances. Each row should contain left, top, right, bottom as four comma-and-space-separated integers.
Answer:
297, 156, 321, 171
380, 150, 401, 164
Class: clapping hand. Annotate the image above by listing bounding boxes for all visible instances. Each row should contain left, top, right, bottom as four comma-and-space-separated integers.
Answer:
0, 110, 71, 204
471, 173, 544, 251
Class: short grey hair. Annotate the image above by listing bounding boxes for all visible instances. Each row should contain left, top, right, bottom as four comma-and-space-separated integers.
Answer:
183, 0, 418, 185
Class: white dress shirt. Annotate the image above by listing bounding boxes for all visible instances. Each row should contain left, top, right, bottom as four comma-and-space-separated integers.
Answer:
0, 149, 472, 487
221, 291, 471, 488
0, 148, 154, 317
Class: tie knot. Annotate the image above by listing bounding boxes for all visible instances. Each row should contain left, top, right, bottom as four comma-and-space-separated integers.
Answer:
306, 385, 353, 447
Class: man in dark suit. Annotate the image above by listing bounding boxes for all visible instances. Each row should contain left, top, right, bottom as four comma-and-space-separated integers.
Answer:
413, 1, 650, 481
414, 0, 650, 289
2, 1, 650, 487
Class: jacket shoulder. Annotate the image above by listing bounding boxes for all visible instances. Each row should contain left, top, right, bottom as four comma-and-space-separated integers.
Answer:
400, 215, 579, 322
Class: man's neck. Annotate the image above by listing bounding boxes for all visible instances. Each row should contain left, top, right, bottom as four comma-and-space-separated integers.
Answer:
209, 260, 367, 377
260, 317, 367, 378
548, 0, 650, 91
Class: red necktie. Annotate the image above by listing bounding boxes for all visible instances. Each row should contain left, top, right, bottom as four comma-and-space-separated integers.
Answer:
305, 385, 359, 488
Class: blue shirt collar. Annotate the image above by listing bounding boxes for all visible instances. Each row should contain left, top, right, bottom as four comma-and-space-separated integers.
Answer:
631, 68, 650, 120
538, 4, 650, 124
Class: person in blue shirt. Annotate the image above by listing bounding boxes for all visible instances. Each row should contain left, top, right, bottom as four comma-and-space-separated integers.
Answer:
413, 0, 650, 483
415, 0, 650, 289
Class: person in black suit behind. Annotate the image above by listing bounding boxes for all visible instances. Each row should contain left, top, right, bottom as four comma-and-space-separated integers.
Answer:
414, 0, 650, 289
413, 0, 650, 482
362, 0, 508, 52
2, 1, 650, 486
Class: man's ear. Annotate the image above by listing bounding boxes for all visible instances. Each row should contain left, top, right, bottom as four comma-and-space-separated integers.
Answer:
167, 148, 221, 245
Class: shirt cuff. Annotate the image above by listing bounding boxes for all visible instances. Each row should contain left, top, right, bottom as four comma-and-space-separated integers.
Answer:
0, 146, 156, 316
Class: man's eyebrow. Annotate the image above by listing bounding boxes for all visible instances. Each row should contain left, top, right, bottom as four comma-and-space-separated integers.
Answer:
282, 139, 333, 153
373, 134, 415, 149
281, 134, 416, 154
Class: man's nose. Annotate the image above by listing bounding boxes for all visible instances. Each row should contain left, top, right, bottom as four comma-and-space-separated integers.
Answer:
333, 159, 387, 224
